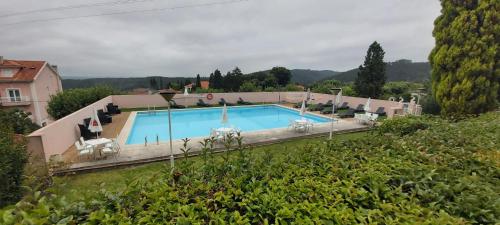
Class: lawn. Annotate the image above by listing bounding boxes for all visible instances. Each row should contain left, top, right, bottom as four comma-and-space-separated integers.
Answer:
50, 131, 369, 203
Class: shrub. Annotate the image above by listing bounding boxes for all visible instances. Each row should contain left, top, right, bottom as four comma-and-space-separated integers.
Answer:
376, 115, 433, 136
2, 113, 499, 224
0, 126, 28, 207
47, 86, 120, 119
239, 82, 259, 92
0, 109, 39, 134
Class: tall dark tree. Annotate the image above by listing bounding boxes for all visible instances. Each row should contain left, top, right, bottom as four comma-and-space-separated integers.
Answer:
208, 73, 214, 88
195, 74, 202, 89
149, 77, 158, 90
354, 41, 386, 98
429, 0, 499, 116
231, 67, 244, 91
212, 69, 224, 89
270, 67, 292, 86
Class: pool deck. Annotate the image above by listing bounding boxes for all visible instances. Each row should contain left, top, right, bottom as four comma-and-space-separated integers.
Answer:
56, 104, 369, 174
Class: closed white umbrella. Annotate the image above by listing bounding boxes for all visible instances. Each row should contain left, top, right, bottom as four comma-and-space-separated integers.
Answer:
221, 103, 228, 125
306, 88, 311, 101
335, 90, 343, 106
184, 86, 189, 96
364, 97, 371, 112
299, 100, 306, 117
88, 107, 102, 138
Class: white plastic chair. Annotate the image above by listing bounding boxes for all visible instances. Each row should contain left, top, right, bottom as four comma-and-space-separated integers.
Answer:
75, 141, 93, 161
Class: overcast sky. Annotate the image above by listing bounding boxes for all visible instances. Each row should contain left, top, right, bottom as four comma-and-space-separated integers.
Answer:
0, 0, 441, 77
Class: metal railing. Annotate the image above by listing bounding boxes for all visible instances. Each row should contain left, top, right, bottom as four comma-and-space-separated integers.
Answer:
0, 96, 31, 105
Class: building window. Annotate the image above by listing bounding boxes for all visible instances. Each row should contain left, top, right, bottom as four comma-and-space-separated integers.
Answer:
0, 69, 14, 77
7, 89, 21, 102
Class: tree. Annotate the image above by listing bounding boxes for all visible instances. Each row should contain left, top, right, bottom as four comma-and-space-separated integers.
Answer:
270, 67, 292, 86
0, 109, 39, 134
429, 0, 499, 116
240, 81, 259, 92
0, 122, 28, 207
211, 69, 224, 89
354, 41, 386, 98
230, 67, 244, 92
195, 74, 202, 89
47, 86, 120, 119
149, 77, 158, 90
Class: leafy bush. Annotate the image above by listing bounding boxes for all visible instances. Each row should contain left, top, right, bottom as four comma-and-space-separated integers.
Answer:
0, 109, 39, 134
2, 113, 499, 224
376, 115, 433, 136
239, 82, 259, 92
47, 86, 120, 119
0, 126, 28, 207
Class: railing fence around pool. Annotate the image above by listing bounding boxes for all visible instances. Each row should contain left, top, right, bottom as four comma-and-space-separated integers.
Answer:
27, 92, 418, 163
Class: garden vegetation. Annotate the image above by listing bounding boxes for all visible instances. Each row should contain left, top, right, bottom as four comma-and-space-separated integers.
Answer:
1, 113, 498, 224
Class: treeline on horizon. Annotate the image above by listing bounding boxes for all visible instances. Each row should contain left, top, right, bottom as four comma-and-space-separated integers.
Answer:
61, 59, 431, 91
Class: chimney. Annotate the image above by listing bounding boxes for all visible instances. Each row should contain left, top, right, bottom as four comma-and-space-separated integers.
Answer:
0, 56, 3, 64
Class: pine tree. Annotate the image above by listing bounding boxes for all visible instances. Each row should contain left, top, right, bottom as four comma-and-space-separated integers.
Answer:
212, 69, 223, 89
354, 41, 386, 98
429, 0, 499, 116
196, 74, 202, 89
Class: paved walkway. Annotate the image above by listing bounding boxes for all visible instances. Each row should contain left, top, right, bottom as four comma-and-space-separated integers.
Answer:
57, 106, 368, 174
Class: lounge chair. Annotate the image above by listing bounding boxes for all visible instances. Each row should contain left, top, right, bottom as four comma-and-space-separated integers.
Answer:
97, 109, 112, 124
374, 107, 387, 117
338, 108, 356, 118
320, 105, 337, 114
219, 98, 235, 106
169, 100, 186, 109
323, 100, 333, 108
337, 102, 349, 110
197, 99, 210, 107
294, 101, 308, 108
354, 104, 365, 113
308, 103, 324, 111
106, 103, 121, 114
237, 97, 252, 105
78, 124, 99, 140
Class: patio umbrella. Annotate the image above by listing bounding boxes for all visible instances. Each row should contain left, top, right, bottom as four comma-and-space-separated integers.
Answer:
364, 97, 371, 112
306, 88, 311, 101
299, 100, 306, 117
184, 86, 189, 96
88, 107, 102, 138
221, 103, 228, 125
335, 90, 343, 106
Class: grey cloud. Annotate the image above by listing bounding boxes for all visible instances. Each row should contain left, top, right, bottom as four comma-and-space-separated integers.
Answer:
0, 0, 441, 77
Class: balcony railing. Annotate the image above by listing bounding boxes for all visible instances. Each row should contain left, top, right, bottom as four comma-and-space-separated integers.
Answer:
0, 96, 31, 106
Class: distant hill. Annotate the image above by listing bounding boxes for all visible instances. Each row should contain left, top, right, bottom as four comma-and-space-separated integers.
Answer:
62, 76, 194, 90
323, 60, 430, 83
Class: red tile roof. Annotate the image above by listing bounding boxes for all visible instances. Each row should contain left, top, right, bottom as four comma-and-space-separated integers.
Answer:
0, 60, 46, 82
200, 81, 209, 89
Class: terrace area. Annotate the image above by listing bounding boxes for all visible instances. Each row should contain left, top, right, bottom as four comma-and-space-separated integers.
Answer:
27, 92, 420, 174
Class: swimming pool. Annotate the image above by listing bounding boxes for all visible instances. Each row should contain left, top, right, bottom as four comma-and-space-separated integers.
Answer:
126, 105, 330, 144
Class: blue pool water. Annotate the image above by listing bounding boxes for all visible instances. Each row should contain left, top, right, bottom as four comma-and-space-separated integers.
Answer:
126, 105, 330, 144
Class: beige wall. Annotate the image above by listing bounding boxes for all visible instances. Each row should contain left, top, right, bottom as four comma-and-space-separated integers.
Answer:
28, 92, 409, 161
28, 96, 112, 161
32, 65, 63, 125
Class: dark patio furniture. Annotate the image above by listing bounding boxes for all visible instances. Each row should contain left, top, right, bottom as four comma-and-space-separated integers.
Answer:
78, 124, 99, 140
320, 105, 337, 114
374, 107, 387, 117
219, 98, 235, 106
308, 103, 324, 111
197, 99, 210, 107
237, 97, 252, 105
169, 100, 186, 109
97, 109, 112, 124
338, 108, 356, 118
106, 103, 121, 114
294, 101, 309, 108
337, 102, 349, 110
354, 104, 365, 113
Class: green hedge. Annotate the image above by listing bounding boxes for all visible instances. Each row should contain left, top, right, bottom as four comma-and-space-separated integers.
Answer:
47, 86, 120, 119
2, 113, 499, 224
0, 126, 28, 207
